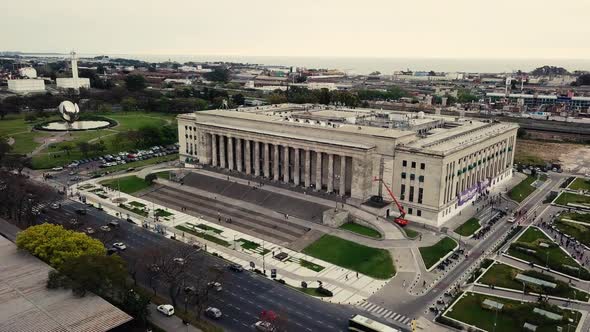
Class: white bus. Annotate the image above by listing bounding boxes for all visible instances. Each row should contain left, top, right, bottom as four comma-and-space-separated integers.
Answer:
348, 314, 401, 332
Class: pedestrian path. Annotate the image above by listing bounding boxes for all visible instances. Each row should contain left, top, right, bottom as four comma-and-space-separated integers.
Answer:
356, 300, 412, 326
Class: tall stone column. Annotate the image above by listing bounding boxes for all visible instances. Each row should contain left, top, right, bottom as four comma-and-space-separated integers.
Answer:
315, 151, 322, 190
254, 141, 260, 176
227, 137, 234, 170
293, 148, 300, 186
236, 138, 243, 172
244, 140, 251, 175
340, 155, 346, 195
219, 136, 226, 168
327, 154, 334, 192
304, 149, 311, 187
283, 146, 290, 183
273, 144, 280, 181
263, 143, 270, 178
211, 134, 218, 167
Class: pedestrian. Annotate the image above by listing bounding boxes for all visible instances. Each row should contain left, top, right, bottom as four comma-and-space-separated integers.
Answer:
356, 272, 359, 278
345, 274, 348, 281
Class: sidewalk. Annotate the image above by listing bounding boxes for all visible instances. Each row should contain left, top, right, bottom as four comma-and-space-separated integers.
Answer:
73, 179, 391, 305
148, 304, 202, 332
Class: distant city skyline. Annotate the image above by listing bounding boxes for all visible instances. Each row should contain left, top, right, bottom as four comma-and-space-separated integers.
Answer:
1, 0, 589, 60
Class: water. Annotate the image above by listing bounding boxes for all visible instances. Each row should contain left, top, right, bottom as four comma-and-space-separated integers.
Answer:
21, 53, 590, 74
40, 120, 111, 131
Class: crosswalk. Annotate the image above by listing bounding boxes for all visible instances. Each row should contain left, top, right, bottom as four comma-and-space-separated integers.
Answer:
357, 301, 412, 326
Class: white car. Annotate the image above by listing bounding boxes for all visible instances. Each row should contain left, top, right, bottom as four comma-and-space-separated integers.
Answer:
100, 225, 111, 232
51, 167, 64, 171
85, 227, 95, 234
113, 242, 127, 250
156, 304, 175, 316
173, 257, 186, 265
207, 281, 222, 292
205, 307, 222, 319
50, 203, 60, 210
507, 217, 516, 223
254, 321, 275, 332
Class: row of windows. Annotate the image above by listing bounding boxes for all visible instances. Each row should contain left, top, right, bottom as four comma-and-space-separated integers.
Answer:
400, 185, 423, 204
401, 173, 424, 182
402, 160, 426, 170
407, 208, 421, 217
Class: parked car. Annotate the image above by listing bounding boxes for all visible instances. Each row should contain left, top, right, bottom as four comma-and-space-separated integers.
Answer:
50, 203, 60, 210
51, 167, 64, 171
229, 264, 244, 272
85, 227, 95, 234
100, 225, 111, 231
156, 304, 175, 317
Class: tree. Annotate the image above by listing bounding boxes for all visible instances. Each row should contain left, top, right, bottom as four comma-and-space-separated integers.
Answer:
145, 173, 157, 185
76, 141, 91, 157
232, 93, 245, 106
16, 223, 106, 267
121, 97, 139, 112
204, 67, 230, 83
268, 93, 288, 104
0, 137, 12, 162
124, 74, 147, 92
62, 143, 73, 156
58, 254, 127, 297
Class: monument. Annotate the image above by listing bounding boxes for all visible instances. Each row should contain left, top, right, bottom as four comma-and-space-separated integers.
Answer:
36, 101, 115, 132
58, 101, 80, 123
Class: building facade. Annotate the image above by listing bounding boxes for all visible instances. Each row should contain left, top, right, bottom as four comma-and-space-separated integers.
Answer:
178, 104, 518, 226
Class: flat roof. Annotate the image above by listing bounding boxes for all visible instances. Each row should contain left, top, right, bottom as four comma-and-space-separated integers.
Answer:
0, 236, 132, 332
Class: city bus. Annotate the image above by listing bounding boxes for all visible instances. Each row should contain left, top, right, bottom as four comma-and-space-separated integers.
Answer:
348, 314, 401, 332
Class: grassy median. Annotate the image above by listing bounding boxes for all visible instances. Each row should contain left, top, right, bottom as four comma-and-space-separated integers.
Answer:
454, 217, 481, 237
339, 222, 382, 238
419, 237, 457, 269
508, 175, 537, 202
100, 175, 151, 194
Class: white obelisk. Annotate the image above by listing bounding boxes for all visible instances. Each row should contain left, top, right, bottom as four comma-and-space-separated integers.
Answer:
70, 51, 79, 89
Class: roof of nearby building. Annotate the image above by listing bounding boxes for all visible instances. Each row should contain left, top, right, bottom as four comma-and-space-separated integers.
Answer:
0, 235, 132, 332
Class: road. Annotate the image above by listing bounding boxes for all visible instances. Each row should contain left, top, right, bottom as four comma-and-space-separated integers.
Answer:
398, 173, 564, 320
37, 200, 399, 332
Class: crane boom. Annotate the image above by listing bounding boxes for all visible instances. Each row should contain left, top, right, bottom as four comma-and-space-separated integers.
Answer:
373, 177, 408, 226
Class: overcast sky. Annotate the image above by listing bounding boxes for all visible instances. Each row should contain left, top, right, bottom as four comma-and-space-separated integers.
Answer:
1, 0, 589, 59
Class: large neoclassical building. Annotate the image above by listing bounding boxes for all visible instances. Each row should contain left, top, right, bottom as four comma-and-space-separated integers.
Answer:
178, 104, 518, 226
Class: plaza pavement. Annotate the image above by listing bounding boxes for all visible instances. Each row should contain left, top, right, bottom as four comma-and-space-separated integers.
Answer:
71, 175, 393, 305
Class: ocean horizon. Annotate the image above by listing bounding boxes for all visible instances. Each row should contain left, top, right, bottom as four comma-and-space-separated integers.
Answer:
17, 52, 590, 75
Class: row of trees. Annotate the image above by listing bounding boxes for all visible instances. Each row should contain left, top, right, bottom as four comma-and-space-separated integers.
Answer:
112, 124, 177, 151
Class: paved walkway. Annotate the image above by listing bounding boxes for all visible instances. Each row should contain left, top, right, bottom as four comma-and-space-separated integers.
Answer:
73, 179, 391, 305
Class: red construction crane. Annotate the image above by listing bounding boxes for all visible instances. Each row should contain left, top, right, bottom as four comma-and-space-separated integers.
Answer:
373, 177, 408, 226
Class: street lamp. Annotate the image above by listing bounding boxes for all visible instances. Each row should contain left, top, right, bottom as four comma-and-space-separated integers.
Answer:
521, 282, 526, 303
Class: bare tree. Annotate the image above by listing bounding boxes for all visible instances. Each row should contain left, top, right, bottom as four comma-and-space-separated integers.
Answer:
188, 263, 225, 319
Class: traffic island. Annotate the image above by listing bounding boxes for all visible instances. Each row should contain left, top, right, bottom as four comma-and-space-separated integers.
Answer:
477, 262, 590, 301
554, 218, 590, 247
442, 292, 581, 332
508, 175, 538, 203
419, 237, 458, 271
554, 192, 590, 208
506, 226, 590, 280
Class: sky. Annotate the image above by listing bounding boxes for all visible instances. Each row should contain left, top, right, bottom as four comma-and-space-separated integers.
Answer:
1, 0, 589, 59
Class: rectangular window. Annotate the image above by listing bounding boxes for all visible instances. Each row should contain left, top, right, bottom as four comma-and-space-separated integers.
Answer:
411, 161, 416, 168
417, 210, 422, 217
418, 188, 424, 204
400, 184, 406, 200
409, 186, 414, 202
401, 172, 406, 179
408, 208, 413, 215
402, 160, 407, 167
420, 163, 425, 170
418, 175, 424, 182
410, 174, 415, 181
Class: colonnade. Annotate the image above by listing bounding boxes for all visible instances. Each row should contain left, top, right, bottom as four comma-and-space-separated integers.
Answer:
209, 133, 350, 195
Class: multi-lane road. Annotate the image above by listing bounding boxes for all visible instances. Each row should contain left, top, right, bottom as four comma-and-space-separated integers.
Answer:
37, 200, 377, 332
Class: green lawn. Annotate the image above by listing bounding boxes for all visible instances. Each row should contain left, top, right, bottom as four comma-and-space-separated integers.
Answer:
155, 171, 172, 179
555, 192, 590, 207
508, 175, 537, 202
454, 217, 481, 237
560, 212, 590, 224
175, 225, 230, 247
187, 223, 223, 234
29, 111, 177, 169
479, 263, 589, 301
445, 292, 581, 332
300, 259, 325, 272
555, 219, 590, 247
119, 203, 148, 217
338, 222, 381, 238
419, 237, 458, 270
155, 208, 174, 217
128, 201, 146, 208
508, 227, 590, 280
237, 238, 261, 250
302, 234, 395, 279
100, 176, 151, 194
569, 178, 590, 191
